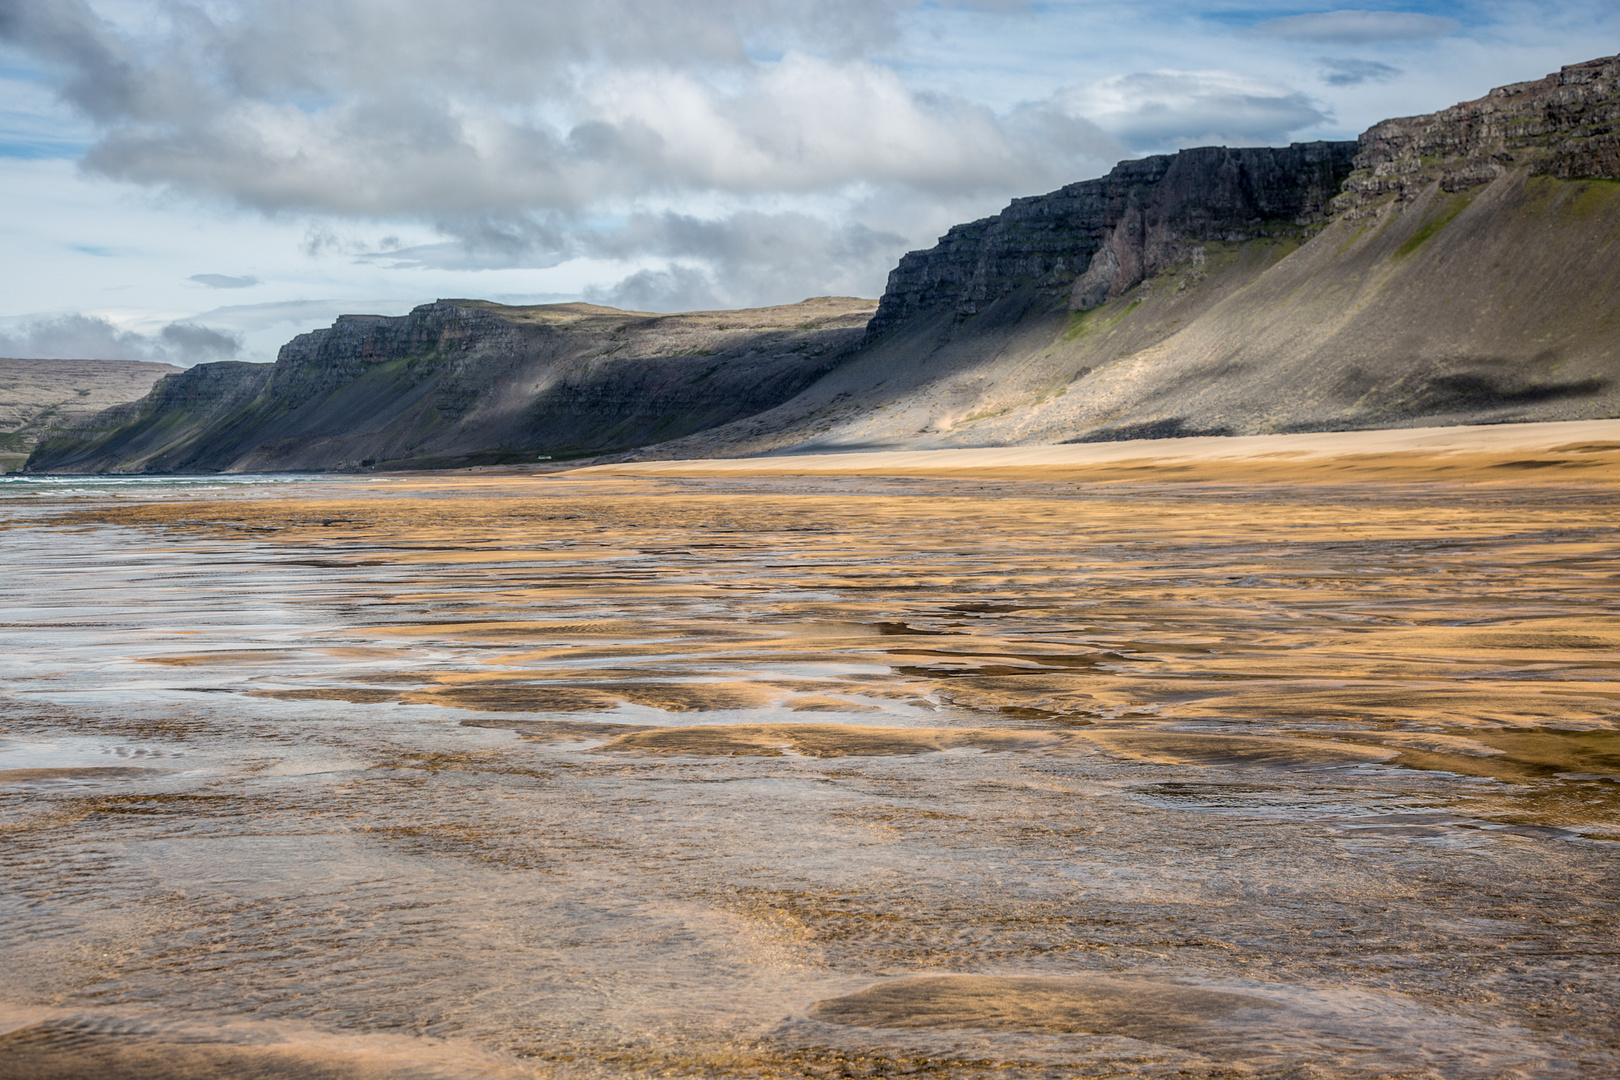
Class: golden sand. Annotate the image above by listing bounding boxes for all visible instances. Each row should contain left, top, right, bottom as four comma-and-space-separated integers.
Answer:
809, 974, 1271, 1039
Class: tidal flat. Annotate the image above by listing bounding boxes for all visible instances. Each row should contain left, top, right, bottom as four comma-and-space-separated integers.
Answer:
2, 434, 1619, 1079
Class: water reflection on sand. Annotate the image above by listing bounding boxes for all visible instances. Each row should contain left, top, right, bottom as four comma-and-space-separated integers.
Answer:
1, 468, 1617, 1079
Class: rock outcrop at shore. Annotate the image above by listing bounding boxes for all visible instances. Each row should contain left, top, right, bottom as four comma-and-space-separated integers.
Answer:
26, 298, 872, 473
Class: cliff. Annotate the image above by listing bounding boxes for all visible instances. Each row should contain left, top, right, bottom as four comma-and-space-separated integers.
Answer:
634, 54, 1620, 458
1336, 53, 1620, 214
0, 358, 180, 472
865, 142, 1356, 338
26, 298, 872, 473
31, 54, 1620, 473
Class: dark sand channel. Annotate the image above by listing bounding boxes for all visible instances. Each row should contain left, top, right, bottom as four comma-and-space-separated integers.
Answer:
2, 428, 1619, 1078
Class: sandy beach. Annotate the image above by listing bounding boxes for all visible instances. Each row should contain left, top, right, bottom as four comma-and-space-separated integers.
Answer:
1, 421, 1617, 1078
582, 418, 1620, 482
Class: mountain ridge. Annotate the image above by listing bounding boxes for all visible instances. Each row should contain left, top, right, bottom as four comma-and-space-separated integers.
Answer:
27, 53, 1620, 474
0, 357, 180, 473
25, 298, 873, 473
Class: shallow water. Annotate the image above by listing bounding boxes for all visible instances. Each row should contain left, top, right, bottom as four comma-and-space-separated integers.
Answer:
1, 471, 1617, 1079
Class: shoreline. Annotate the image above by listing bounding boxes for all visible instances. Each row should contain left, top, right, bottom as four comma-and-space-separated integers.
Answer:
569, 417, 1620, 480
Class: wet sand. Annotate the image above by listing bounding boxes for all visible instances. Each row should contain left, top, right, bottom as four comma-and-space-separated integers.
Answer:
2, 423, 1618, 1078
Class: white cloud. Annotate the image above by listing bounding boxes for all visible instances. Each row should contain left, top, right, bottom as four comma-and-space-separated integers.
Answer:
1, 0, 1617, 348
1250, 10, 1460, 46
188, 273, 260, 288
581, 209, 909, 310
67, 48, 1118, 216
3, 0, 1105, 217
1060, 70, 1331, 153
0, 0, 1127, 304
0, 312, 239, 363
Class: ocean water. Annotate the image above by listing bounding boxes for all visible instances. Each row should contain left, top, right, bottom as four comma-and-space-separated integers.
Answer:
0, 473, 373, 497
1, 472, 1616, 1079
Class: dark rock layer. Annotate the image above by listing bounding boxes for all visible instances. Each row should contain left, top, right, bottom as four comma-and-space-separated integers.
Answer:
1336, 54, 1620, 215
865, 142, 1357, 339
26, 298, 873, 474
637, 54, 1620, 459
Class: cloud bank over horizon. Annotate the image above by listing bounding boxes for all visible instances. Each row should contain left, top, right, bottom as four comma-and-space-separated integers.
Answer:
1, 0, 1617, 361
0, 312, 239, 365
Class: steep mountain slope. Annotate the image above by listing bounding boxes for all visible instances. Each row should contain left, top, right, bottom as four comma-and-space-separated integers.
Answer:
0, 358, 180, 472
29, 54, 1620, 473
27, 298, 872, 473
636, 55, 1620, 458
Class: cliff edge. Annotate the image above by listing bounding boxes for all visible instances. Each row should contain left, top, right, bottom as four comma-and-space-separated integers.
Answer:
27, 298, 872, 474
0, 358, 180, 473
31, 54, 1620, 473
637, 54, 1620, 458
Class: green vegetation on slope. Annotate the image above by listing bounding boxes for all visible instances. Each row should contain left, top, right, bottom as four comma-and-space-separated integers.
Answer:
1394, 191, 1476, 259
1062, 299, 1140, 342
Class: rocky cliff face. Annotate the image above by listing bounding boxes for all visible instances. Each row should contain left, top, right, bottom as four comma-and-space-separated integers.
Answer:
1336, 54, 1620, 216
32, 54, 1620, 474
26, 298, 873, 473
0, 358, 180, 471
635, 54, 1620, 459
864, 142, 1357, 339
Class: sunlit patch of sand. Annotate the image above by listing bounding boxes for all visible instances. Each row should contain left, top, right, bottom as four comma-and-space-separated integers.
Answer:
8, 421, 1620, 1077
458, 718, 647, 741
590, 682, 777, 712
135, 651, 295, 666
809, 975, 1273, 1044
367, 619, 651, 639
1336, 731, 1507, 757
1379, 728, 1620, 783
394, 681, 778, 713
593, 723, 1076, 757
582, 418, 1620, 484
256, 688, 403, 704
785, 696, 887, 712
0, 1010, 525, 1080
399, 685, 621, 711
1079, 731, 1397, 769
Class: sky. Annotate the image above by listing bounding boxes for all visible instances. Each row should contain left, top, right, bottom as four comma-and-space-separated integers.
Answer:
0, 1, 1616, 366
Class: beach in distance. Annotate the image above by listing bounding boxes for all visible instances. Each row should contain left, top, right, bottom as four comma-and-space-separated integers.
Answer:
3, 418, 1618, 1079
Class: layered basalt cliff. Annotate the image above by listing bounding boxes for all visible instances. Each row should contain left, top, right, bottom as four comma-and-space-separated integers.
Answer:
33, 54, 1620, 473
637, 54, 1620, 459
1336, 54, 1620, 216
27, 298, 873, 473
864, 141, 1357, 339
